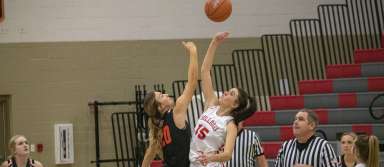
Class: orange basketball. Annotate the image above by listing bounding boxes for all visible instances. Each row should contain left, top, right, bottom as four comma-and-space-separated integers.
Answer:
204, 0, 232, 22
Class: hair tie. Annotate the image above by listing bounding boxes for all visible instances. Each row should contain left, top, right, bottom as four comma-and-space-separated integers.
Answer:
245, 97, 251, 109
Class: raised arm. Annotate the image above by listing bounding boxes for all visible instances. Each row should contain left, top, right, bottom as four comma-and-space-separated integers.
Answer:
201, 32, 229, 108
173, 41, 198, 127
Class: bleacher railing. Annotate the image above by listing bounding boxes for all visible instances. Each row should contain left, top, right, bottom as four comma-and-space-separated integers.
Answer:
228, 0, 382, 110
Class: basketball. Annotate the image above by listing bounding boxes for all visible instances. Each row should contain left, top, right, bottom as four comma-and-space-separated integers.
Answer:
204, 0, 232, 22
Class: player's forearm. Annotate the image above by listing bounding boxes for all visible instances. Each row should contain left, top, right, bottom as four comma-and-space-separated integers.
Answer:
208, 151, 232, 162
187, 49, 198, 89
141, 147, 157, 167
200, 38, 219, 105
141, 154, 152, 167
201, 40, 218, 74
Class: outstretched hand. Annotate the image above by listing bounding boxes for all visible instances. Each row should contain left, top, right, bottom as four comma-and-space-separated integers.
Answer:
214, 32, 229, 44
182, 41, 197, 53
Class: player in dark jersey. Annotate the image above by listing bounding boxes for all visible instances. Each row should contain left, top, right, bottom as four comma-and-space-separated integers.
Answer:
1, 135, 43, 167
141, 41, 198, 167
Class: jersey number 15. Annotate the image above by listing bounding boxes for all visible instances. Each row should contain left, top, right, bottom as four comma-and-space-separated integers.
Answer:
195, 124, 209, 140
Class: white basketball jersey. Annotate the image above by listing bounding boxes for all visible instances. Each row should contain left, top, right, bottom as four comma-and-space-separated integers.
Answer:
189, 106, 233, 167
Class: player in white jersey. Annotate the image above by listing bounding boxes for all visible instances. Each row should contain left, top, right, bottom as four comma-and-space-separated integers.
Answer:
189, 32, 257, 167
189, 106, 233, 167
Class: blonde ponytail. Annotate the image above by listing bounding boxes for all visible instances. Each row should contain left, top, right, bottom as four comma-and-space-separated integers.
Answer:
367, 135, 380, 167
143, 91, 165, 159
148, 118, 163, 159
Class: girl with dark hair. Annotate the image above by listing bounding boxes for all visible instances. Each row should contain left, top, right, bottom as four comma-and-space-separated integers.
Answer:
189, 32, 256, 167
1, 135, 43, 167
354, 134, 380, 167
141, 41, 198, 167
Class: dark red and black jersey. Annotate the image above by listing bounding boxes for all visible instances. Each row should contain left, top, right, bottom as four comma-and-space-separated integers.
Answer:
161, 110, 191, 167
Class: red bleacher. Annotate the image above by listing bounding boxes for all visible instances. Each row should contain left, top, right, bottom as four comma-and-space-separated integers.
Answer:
355, 48, 384, 63
326, 64, 361, 79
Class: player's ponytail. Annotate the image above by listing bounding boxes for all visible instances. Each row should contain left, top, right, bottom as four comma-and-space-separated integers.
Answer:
232, 88, 256, 124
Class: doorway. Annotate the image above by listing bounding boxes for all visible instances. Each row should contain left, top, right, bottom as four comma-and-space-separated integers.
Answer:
0, 95, 10, 162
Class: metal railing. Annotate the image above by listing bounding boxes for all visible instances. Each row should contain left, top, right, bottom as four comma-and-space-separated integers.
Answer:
111, 112, 145, 167
139, 0, 383, 112
228, 0, 382, 110
232, 49, 271, 110
89, 101, 137, 167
